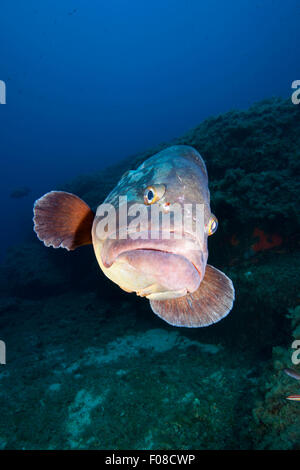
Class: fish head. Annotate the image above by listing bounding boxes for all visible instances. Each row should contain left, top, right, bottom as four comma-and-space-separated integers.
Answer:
92, 145, 218, 300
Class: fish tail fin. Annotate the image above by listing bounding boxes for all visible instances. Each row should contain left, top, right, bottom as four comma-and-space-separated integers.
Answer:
33, 191, 94, 250
150, 265, 235, 327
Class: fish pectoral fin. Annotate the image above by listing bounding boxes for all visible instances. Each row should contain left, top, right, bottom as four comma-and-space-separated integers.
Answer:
33, 191, 94, 250
149, 265, 235, 327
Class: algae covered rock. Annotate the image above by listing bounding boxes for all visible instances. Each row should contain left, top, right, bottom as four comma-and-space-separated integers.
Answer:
253, 344, 300, 450
252, 303, 300, 450
288, 305, 300, 340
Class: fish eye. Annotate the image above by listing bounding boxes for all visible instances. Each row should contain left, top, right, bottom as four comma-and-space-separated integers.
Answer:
207, 215, 218, 236
143, 184, 165, 205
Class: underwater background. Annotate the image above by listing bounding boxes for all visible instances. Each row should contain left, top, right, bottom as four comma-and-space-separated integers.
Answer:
0, 0, 299, 450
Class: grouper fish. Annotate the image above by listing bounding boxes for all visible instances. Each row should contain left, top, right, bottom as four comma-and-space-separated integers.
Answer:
33, 145, 235, 327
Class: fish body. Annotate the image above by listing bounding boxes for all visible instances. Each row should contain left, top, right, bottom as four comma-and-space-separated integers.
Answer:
284, 368, 300, 381
10, 186, 31, 198
93, 146, 210, 300
284, 368, 300, 402
33, 145, 235, 327
286, 395, 300, 402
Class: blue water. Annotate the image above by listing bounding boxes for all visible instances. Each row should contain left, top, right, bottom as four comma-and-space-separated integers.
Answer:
0, 0, 299, 258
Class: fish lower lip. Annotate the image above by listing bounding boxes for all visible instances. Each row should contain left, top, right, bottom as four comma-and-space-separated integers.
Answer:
117, 247, 202, 279
114, 248, 201, 294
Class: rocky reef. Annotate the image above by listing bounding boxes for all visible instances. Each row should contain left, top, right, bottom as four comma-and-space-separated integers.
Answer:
0, 97, 299, 449
253, 305, 300, 450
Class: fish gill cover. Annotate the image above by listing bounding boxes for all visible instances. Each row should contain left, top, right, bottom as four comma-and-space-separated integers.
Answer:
0, 97, 299, 449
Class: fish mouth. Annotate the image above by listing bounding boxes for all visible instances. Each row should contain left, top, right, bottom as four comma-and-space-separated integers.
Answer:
101, 230, 202, 268
100, 230, 204, 294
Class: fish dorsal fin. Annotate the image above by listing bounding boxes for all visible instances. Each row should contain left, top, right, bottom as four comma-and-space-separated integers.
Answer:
33, 191, 94, 251
150, 265, 235, 327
